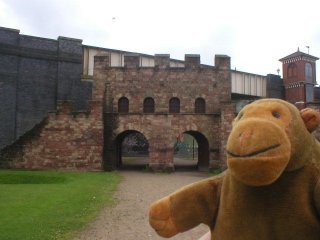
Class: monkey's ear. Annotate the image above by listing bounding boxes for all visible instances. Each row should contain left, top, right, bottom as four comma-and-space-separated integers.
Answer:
300, 108, 320, 132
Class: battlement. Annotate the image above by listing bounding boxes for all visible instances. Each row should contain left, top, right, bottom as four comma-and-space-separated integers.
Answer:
93, 53, 230, 70
215, 55, 231, 70
124, 54, 140, 68
155, 54, 170, 68
185, 54, 200, 68
94, 53, 111, 71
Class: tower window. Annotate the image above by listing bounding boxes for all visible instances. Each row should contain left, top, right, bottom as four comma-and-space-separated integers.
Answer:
169, 97, 180, 113
118, 97, 129, 113
143, 97, 155, 113
195, 98, 206, 113
287, 63, 297, 78
305, 63, 313, 83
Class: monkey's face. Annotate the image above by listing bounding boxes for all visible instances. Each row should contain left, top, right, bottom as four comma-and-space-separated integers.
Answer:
226, 100, 293, 186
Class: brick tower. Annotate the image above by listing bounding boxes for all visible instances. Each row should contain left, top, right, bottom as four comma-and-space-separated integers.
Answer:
279, 48, 319, 104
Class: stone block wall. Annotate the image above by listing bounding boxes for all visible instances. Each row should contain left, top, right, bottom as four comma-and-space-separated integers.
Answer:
0, 101, 103, 170
94, 53, 234, 171
219, 102, 236, 169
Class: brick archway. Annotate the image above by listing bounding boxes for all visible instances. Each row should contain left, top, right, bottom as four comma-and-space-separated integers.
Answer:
112, 130, 149, 169
97, 54, 234, 171
183, 131, 210, 171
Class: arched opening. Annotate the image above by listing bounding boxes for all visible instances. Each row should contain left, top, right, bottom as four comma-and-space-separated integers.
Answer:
114, 130, 149, 170
118, 97, 129, 113
195, 97, 206, 113
143, 97, 155, 113
169, 97, 180, 113
173, 131, 209, 171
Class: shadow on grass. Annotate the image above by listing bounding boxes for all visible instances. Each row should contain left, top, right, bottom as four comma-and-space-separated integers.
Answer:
0, 172, 67, 184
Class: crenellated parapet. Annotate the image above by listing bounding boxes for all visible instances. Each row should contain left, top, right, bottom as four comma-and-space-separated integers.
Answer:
93, 53, 111, 71
92, 53, 231, 70
155, 54, 170, 69
215, 55, 231, 70
185, 54, 201, 68
124, 54, 140, 68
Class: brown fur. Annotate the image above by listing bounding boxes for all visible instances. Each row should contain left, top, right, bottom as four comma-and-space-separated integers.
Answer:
149, 99, 320, 239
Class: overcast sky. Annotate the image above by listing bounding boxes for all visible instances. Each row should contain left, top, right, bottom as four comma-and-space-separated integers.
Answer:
1, 0, 320, 79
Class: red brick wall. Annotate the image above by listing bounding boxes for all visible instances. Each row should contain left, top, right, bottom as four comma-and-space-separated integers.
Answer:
219, 102, 236, 169
95, 54, 234, 171
0, 52, 235, 171
282, 57, 317, 104
0, 100, 104, 170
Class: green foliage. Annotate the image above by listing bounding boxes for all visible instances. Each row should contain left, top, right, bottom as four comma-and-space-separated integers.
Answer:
0, 170, 121, 240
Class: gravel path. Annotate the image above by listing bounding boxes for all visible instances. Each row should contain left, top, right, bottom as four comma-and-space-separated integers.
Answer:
74, 171, 210, 240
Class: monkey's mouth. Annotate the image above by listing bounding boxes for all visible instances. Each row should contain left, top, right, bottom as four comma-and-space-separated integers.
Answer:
227, 144, 281, 158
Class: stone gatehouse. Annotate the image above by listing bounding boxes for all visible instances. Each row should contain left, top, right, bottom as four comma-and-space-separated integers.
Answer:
0, 51, 235, 171
2, 26, 320, 171
95, 53, 235, 171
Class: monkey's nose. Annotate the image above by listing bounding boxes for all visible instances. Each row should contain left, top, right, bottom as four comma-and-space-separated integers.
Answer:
238, 129, 253, 141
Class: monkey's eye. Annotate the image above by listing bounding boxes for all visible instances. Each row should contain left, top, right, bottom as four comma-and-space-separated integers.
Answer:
272, 111, 281, 118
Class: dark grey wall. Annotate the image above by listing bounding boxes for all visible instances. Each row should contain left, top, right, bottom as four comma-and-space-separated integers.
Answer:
0, 27, 92, 149
266, 74, 284, 99
314, 86, 320, 102
0, 28, 19, 150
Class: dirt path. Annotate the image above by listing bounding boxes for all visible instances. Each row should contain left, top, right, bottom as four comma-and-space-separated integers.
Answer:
74, 171, 210, 240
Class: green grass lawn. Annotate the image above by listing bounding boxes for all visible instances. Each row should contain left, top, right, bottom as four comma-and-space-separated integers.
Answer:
0, 170, 121, 240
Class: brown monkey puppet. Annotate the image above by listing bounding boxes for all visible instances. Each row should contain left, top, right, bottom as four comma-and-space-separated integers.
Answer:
149, 98, 320, 240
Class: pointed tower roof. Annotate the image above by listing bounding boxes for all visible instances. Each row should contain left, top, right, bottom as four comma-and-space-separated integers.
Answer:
279, 50, 319, 63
